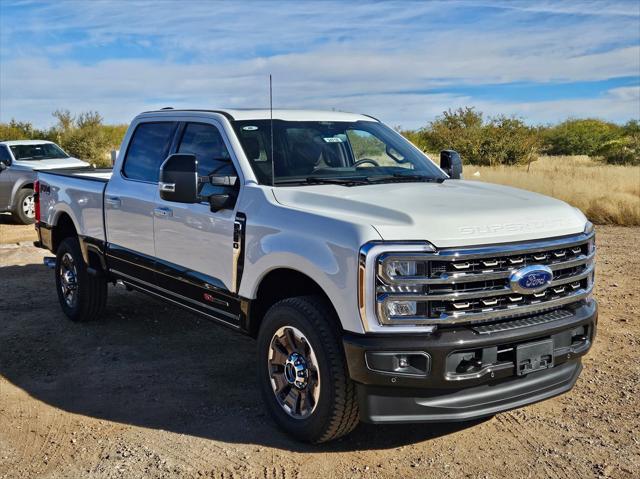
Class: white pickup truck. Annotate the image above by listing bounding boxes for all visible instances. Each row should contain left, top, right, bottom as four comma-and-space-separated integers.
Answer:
35, 108, 597, 443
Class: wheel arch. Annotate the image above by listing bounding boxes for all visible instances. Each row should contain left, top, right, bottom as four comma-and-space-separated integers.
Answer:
51, 211, 78, 253
10, 179, 35, 211
247, 267, 341, 337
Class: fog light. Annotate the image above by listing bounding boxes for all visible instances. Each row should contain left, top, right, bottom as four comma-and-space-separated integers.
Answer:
387, 300, 417, 317
365, 351, 431, 377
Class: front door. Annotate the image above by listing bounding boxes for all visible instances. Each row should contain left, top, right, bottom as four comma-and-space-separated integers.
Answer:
0, 145, 16, 209
153, 121, 242, 325
104, 121, 178, 283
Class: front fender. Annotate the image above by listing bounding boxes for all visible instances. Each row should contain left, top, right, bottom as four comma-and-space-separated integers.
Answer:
238, 186, 381, 334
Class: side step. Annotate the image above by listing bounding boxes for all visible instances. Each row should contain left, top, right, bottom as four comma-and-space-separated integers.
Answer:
43, 257, 56, 269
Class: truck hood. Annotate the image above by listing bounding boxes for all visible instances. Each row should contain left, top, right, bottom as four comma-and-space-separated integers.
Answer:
14, 157, 90, 170
272, 180, 587, 248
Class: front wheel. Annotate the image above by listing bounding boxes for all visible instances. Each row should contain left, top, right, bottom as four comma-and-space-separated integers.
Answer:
256, 296, 359, 443
11, 188, 35, 224
55, 237, 107, 322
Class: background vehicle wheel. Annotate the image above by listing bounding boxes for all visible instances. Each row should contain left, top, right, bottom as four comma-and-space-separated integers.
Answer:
55, 237, 107, 322
11, 188, 35, 224
257, 295, 359, 443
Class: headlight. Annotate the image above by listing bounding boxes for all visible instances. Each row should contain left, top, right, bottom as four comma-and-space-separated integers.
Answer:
358, 242, 436, 332
386, 300, 417, 317
584, 221, 594, 235
384, 260, 417, 280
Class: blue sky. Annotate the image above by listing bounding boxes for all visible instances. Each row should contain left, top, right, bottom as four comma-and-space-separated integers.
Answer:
0, 0, 639, 128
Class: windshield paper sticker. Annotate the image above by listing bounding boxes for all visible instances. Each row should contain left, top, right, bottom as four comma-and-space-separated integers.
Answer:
323, 137, 342, 143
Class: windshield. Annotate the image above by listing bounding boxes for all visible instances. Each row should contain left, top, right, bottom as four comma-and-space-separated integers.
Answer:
232, 120, 446, 186
9, 143, 70, 161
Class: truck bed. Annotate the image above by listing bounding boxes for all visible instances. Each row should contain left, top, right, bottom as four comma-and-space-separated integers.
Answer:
37, 169, 110, 242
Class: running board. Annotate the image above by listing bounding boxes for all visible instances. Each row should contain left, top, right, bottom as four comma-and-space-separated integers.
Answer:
43, 257, 56, 269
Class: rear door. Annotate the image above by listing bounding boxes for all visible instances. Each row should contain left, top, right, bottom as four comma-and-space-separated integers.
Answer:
153, 120, 242, 324
104, 121, 177, 283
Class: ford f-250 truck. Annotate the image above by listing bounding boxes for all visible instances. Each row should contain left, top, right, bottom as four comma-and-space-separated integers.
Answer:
34, 108, 597, 443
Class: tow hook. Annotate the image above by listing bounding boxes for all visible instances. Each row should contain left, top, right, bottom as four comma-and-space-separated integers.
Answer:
43, 257, 56, 269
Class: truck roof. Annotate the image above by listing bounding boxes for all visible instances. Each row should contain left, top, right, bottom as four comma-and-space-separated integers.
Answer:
0, 139, 56, 145
139, 108, 378, 123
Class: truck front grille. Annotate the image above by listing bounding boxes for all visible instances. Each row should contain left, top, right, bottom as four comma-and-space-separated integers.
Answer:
375, 232, 595, 325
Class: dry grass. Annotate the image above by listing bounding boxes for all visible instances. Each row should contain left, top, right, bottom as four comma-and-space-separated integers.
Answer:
466, 155, 640, 226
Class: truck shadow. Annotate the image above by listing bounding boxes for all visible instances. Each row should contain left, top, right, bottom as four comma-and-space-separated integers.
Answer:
0, 262, 485, 453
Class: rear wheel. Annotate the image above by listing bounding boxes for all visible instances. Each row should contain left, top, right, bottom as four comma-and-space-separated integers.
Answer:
55, 237, 107, 322
257, 295, 359, 443
11, 188, 35, 224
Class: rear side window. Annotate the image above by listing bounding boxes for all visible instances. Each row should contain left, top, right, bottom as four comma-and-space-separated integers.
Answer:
123, 122, 177, 182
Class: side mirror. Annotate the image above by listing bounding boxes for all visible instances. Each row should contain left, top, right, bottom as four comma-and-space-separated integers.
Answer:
159, 153, 198, 203
440, 150, 463, 179
0, 161, 7, 171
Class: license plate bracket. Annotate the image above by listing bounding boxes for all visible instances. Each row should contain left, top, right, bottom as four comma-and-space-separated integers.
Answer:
516, 339, 554, 376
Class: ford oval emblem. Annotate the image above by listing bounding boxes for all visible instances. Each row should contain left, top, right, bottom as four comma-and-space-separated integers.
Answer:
509, 265, 553, 294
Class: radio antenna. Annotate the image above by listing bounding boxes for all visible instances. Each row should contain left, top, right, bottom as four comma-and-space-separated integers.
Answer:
269, 74, 275, 186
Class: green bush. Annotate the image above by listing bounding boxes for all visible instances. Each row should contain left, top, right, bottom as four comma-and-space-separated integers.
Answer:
0, 119, 43, 141
409, 107, 539, 165
541, 118, 622, 156
596, 121, 640, 165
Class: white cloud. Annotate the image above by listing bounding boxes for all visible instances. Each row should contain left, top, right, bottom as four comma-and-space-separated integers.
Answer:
0, 0, 638, 127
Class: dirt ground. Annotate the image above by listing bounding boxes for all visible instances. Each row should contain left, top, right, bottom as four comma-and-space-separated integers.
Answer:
0, 216, 638, 479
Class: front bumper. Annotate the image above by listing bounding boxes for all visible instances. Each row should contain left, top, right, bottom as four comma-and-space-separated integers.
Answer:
343, 301, 597, 423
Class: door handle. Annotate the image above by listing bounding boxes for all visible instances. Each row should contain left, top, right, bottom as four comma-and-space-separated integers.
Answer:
153, 207, 173, 217
105, 196, 121, 207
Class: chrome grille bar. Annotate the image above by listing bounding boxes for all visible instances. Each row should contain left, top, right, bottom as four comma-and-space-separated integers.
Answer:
374, 231, 595, 326
381, 263, 594, 302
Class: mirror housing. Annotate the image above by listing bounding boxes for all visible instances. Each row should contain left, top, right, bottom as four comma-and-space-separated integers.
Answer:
440, 150, 463, 179
0, 161, 7, 171
159, 153, 198, 203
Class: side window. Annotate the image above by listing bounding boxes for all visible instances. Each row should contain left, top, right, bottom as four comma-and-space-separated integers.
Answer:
0, 146, 11, 164
123, 122, 177, 182
177, 123, 237, 197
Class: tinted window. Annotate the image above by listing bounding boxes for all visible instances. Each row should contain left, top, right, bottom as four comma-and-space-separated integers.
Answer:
0, 146, 11, 163
177, 123, 236, 197
123, 122, 176, 182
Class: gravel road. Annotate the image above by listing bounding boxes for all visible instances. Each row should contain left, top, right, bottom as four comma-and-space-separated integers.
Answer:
1, 218, 638, 478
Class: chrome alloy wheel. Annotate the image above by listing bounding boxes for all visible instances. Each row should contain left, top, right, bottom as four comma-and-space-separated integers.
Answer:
59, 252, 78, 308
22, 194, 35, 218
268, 326, 321, 419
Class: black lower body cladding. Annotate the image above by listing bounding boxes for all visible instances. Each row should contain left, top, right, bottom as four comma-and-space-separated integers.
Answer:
343, 301, 597, 423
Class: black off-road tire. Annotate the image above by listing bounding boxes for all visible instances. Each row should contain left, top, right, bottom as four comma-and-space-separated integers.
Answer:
257, 295, 360, 443
55, 237, 107, 322
11, 188, 35, 225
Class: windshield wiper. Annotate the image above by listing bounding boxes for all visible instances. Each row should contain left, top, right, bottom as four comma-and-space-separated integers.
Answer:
274, 174, 445, 187
365, 173, 445, 184
275, 176, 370, 186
